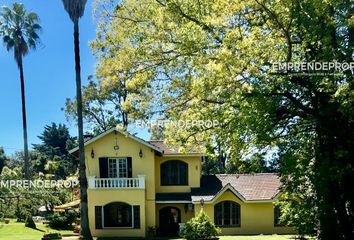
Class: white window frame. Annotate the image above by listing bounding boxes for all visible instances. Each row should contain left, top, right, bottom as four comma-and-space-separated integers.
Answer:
108, 158, 128, 178
102, 204, 134, 229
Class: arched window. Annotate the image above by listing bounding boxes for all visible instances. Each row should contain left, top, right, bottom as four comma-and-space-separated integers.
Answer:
104, 202, 132, 227
214, 201, 240, 227
161, 160, 188, 186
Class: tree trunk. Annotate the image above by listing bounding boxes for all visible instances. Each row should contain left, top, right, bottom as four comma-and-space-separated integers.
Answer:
315, 99, 354, 240
314, 126, 340, 240
74, 19, 93, 240
18, 56, 30, 180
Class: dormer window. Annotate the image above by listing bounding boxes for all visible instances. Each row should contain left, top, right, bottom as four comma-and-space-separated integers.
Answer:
160, 160, 188, 186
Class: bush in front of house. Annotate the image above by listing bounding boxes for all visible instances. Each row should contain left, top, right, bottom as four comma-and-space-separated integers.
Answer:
41, 233, 62, 240
47, 210, 77, 229
181, 209, 221, 240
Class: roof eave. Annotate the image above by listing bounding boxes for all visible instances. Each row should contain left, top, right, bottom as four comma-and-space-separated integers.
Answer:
162, 153, 205, 157
156, 201, 192, 204
68, 128, 163, 155
191, 184, 282, 204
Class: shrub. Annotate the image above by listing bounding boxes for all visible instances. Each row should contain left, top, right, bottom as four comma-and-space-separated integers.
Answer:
47, 213, 67, 229
181, 210, 221, 240
47, 211, 77, 229
42, 233, 62, 240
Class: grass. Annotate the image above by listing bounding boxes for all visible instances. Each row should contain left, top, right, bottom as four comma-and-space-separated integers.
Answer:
0, 219, 77, 240
97, 235, 294, 240
96, 235, 298, 240
0, 220, 301, 240
215, 236, 296, 240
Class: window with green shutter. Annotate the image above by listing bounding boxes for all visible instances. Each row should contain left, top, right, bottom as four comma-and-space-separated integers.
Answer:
133, 205, 140, 228
95, 206, 103, 229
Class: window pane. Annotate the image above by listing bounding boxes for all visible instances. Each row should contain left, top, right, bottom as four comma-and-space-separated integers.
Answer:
118, 158, 128, 178
108, 159, 117, 178
104, 202, 132, 228
224, 202, 230, 225
161, 160, 188, 185
214, 203, 223, 226
108, 158, 128, 178
214, 201, 240, 227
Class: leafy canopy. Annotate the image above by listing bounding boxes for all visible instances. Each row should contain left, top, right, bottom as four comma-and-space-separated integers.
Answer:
61, 0, 88, 22
0, 3, 41, 65
92, 0, 354, 237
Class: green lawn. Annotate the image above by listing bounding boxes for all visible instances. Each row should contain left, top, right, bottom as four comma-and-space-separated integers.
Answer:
214, 237, 297, 240
97, 236, 298, 240
0, 219, 77, 240
0, 221, 303, 240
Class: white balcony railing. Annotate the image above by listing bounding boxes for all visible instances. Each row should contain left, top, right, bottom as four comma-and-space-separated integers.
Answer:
88, 175, 145, 189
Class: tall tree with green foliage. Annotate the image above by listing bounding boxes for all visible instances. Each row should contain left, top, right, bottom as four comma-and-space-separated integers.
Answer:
64, 80, 123, 134
33, 123, 77, 178
93, 0, 354, 239
61, 0, 92, 239
0, 3, 41, 179
33, 123, 76, 157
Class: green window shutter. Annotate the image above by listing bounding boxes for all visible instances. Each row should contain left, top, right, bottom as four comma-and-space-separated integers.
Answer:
133, 205, 140, 229
95, 206, 103, 229
99, 157, 108, 178
127, 157, 133, 178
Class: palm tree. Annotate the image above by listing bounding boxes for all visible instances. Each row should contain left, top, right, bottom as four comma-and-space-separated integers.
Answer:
61, 1, 92, 239
0, 3, 41, 179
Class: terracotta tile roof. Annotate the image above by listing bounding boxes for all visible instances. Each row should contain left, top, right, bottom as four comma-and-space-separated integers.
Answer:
191, 173, 281, 202
148, 140, 202, 155
54, 199, 80, 212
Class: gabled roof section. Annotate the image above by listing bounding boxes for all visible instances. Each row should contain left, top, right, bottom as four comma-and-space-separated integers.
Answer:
68, 128, 163, 154
148, 140, 204, 156
191, 173, 281, 203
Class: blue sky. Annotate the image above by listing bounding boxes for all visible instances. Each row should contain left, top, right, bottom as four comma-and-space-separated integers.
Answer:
0, 0, 147, 155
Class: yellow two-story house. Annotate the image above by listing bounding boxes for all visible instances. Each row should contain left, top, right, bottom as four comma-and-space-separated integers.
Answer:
69, 128, 294, 238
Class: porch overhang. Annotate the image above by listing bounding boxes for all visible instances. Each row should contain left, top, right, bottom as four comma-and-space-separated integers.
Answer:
155, 192, 192, 203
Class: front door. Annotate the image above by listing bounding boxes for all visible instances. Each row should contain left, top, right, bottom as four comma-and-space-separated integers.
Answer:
159, 207, 181, 236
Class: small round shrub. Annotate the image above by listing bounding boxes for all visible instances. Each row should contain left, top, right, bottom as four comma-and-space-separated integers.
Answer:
181, 210, 221, 240
47, 211, 77, 229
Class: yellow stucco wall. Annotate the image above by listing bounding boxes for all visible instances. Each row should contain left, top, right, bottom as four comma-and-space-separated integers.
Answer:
88, 189, 146, 237
84, 131, 158, 237
84, 131, 156, 200
194, 191, 295, 235
155, 156, 201, 193
83, 131, 293, 237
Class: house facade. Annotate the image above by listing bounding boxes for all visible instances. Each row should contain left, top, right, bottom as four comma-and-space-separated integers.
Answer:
69, 128, 295, 238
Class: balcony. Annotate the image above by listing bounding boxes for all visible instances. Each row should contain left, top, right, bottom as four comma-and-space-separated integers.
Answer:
88, 175, 145, 189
